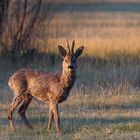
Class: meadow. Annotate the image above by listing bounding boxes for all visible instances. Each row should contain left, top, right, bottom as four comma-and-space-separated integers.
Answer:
0, 2, 140, 140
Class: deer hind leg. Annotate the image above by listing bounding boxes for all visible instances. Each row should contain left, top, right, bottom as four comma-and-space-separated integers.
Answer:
7, 95, 23, 130
18, 94, 33, 129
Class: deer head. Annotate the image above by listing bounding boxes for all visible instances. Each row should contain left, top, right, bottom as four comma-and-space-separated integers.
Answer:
58, 40, 84, 76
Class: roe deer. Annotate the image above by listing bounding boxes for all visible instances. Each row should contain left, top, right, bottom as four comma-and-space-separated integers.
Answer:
7, 40, 84, 133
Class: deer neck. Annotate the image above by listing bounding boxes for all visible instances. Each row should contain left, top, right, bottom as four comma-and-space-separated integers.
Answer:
60, 70, 76, 89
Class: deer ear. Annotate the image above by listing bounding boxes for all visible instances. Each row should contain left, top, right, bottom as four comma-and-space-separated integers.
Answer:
58, 46, 67, 57
75, 46, 84, 58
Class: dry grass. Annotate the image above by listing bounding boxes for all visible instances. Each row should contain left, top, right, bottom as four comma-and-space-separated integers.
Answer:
39, 12, 140, 60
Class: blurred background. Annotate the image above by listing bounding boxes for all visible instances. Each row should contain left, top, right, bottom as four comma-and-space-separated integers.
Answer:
0, 0, 140, 139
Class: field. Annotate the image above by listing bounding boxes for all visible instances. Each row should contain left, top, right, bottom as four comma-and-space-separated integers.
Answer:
0, 1, 140, 140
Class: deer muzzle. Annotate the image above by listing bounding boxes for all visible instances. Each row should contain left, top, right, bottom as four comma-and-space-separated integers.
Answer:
68, 65, 74, 71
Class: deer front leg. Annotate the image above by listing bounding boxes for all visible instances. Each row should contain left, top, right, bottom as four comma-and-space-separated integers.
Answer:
47, 107, 54, 132
50, 101, 60, 133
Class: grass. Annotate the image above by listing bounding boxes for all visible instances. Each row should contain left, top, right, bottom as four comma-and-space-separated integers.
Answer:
0, 2, 140, 140
0, 85, 140, 139
1, 58, 139, 139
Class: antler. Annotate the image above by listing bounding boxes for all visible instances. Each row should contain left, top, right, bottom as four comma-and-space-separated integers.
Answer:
66, 39, 70, 54
71, 40, 75, 54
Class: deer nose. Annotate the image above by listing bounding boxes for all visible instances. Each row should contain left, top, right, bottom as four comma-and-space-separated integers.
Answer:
68, 65, 74, 70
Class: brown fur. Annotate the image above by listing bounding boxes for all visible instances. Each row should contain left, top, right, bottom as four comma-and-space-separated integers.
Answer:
7, 40, 84, 133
